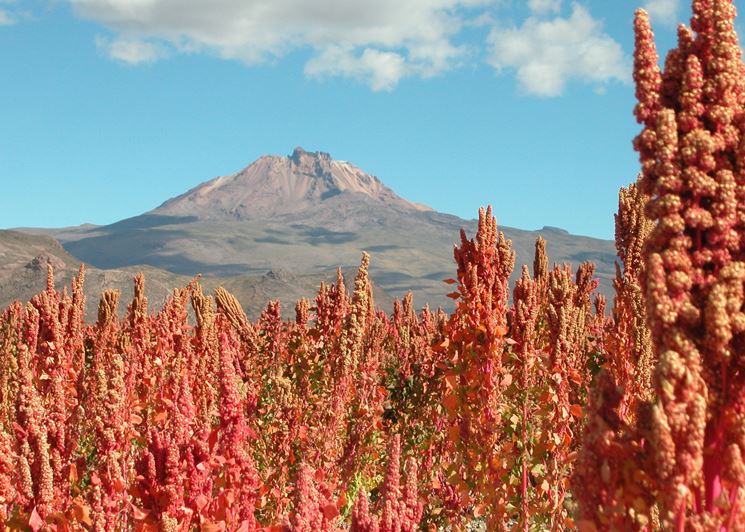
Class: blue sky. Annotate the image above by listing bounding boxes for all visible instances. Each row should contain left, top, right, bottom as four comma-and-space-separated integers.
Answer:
0, 0, 728, 239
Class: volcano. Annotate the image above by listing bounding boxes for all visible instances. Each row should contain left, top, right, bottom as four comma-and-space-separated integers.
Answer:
154, 147, 431, 221
18, 148, 617, 312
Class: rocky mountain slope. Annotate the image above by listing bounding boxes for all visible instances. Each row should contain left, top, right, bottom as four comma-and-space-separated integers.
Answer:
16, 148, 618, 312
0, 231, 390, 322
155, 147, 432, 220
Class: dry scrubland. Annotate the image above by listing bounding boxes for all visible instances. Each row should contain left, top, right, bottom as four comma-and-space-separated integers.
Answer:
3, 1, 745, 530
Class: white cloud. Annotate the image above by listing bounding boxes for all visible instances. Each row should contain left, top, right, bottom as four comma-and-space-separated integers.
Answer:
305, 47, 409, 91
643, 0, 679, 25
67, 0, 629, 96
528, 0, 561, 15
70, 0, 492, 90
487, 3, 629, 97
96, 36, 164, 64
0, 9, 14, 25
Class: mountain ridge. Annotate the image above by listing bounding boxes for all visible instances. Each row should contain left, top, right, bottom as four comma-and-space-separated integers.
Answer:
11, 148, 618, 311
153, 147, 432, 221
0, 230, 395, 322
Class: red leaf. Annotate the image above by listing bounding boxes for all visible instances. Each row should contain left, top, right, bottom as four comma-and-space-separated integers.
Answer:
113, 477, 125, 492
570, 404, 584, 418
443, 278, 458, 285
208, 428, 219, 452
48, 511, 69, 527
72, 499, 93, 526
195, 494, 210, 511
322, 503, 340, 520
446, 291, 461, 300
29, 507, 44, 532
442, 394, 458, 412
444, 372, 458, 392
13, 422, 26, 438
131, 504, 150, 521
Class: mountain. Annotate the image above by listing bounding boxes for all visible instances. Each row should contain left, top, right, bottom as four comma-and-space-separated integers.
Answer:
16, 148, 618, 311
0, 230, 179, 321
0, 230, 392, 322
155, 147, 432, 220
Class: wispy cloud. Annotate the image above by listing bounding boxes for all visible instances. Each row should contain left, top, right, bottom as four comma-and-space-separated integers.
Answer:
0, 8, 15, 25
643, 0, 679, 26
71, 0, 494, 90
96, 36, 164, 65
487, 3, 629, 97
305, 47, 410, 92
528, 0, 561, 15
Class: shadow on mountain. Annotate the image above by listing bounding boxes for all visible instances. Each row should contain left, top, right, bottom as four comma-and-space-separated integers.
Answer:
423, 270, 456, 281
320, 189, 342, 200
372, 270, 417, 282
290, 224, 358, 245
568, 250, 617, 264
149, 257, 256, 277
255, 236, 293, 245
63, 228, 203, 272
101, 214, 199, 233
365, 244, 402, 253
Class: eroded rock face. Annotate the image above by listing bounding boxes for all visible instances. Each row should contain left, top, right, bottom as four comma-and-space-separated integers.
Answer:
265, 268, 295, 282
25, 254, 66, 272
153, 147, 431, 220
